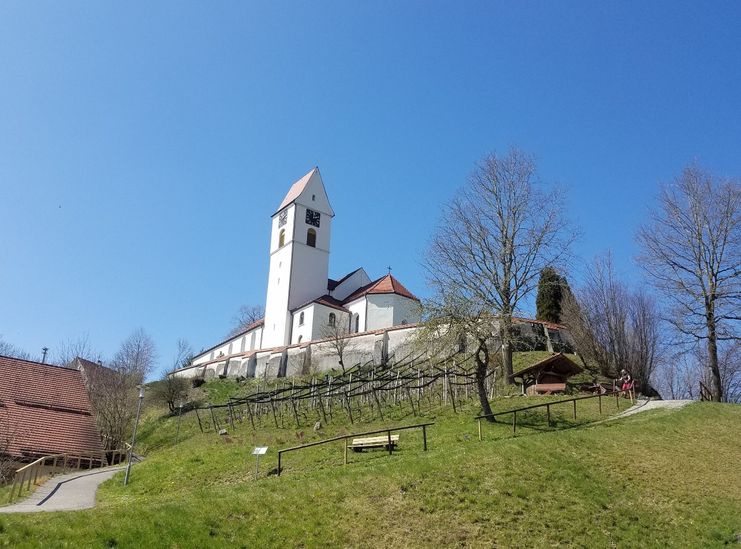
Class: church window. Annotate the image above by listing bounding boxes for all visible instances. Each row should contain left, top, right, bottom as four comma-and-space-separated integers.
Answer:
353, 313, 360, 333
279, 229, 285, 248
299, 312, 305, 326
298, 336, 303, 343
328, 312, 336, 327
312, 194, 315, 201
307, 228, 317, 248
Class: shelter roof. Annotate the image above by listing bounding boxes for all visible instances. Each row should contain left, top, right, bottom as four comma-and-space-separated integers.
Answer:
509, 353, 583, 382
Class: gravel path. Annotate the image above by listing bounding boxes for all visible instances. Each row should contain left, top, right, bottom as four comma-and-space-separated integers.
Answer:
0, 465, 126, 513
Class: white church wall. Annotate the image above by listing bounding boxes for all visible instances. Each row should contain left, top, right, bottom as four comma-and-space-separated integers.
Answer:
263, 243, 294, 348
288, 241, 330, 312
291, 304, 316, 345
392, 296, 421, 326
330, 268, 371, 301
309, 304, 350, 341
346, 299, 367, 332
366, 294, 395, 330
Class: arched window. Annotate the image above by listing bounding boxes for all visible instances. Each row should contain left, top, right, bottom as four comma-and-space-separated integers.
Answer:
298, 335, 303, 343
278, 229, 285, 248
353, 313, 360, 333
299, 311, 305, 326
328, 312, 336, 327
307, 228, 316, 248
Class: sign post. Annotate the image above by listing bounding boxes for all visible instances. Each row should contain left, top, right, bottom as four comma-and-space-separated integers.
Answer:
252, 447, 268, 480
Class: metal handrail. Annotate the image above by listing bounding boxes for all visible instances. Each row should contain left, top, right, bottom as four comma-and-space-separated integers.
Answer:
475, 388, 634, 440
277, 422, 434, 476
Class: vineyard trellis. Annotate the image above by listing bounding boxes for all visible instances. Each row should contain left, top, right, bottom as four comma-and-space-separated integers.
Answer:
179, 348, 500, 434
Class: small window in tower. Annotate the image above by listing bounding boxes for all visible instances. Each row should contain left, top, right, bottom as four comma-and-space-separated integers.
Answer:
328, 312, 336, 327
307, 228, 317, 248
279, 229, 285, 248
299, 312, 305, 326
312, 194, 315, 201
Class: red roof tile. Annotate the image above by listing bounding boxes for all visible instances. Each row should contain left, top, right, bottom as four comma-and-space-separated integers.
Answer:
0, 355, 104, 460
342, 274, 419, 303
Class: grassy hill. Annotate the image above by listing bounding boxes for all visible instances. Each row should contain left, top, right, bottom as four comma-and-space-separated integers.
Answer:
1, 381, 739, 547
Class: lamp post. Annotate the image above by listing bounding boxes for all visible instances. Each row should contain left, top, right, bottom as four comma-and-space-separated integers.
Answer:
124, 385, 145, 486
175, 401, 184, 444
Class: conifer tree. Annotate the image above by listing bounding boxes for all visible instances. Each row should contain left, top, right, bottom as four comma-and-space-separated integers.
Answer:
535, 267, 567, 323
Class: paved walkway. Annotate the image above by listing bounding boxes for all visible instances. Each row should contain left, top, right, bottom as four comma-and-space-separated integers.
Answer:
607, 398, 692, 421
0, 465, 126, 513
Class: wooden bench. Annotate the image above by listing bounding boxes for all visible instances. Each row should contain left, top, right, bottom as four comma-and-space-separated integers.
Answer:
534, 383, 567, 395
347, 435, 399, 452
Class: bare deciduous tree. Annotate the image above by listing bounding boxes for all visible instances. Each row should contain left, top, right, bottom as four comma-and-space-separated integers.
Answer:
425, 147, 576, 386
153, 339, 193, 413
320, 313, 354, 373
0, 336, 31, 360
637, 165, 740, 401
560, 255, 663, 393
53, 333, 102, 367
226, 304, 265, 338
84, 329, 158, 451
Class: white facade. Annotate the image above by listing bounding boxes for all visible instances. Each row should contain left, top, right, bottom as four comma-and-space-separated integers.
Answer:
182, 166, 423, 379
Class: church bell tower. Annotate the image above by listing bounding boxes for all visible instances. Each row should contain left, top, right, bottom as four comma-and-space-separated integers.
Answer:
262, 167, 334, 348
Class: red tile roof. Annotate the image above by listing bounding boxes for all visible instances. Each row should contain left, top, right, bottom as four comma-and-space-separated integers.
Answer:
0, 355, 104, 460
342, 274, 419, 303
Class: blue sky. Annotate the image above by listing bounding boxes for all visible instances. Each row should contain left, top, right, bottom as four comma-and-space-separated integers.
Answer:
1, 1, 740, 373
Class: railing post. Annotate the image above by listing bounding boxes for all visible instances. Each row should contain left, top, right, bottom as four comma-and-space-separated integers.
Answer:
344, 437, 349, 465
573, 399, 577, 420
387, 430, 393, 456
598, 393, 602, 415
477, 419, 482, 441
17, 470, 26, 498
422, 425, 428, 451
10, 472, 19, 502
277, 451, 282, 476
26, 467, 33, 491
546, 404, 551, 426
512, 411, 517, 434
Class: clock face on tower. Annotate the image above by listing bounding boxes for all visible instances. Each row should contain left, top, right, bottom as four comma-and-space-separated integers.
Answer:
278, 210, 287, 227
305, 209, 321, 227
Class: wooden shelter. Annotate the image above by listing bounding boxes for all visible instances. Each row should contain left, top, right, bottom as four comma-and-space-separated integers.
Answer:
510, 353, 583, 395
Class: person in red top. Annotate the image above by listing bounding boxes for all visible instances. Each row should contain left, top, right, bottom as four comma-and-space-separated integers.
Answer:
619, 369, 632, 393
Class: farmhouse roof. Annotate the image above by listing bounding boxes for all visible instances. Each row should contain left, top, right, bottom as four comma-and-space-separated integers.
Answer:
0, 355, 104, 460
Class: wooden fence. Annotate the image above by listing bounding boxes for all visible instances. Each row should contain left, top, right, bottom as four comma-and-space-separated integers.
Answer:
276, 422, 433, 476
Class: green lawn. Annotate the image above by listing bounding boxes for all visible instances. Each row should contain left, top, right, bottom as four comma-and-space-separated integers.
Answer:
1, 390, 739, 548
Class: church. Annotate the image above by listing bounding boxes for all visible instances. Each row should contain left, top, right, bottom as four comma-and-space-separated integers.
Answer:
175, 168, 422, 379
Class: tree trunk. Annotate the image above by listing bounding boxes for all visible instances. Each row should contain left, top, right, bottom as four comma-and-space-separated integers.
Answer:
500, 315, 514, 384
706, 312, 723, 402
475, 343, 494, 421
